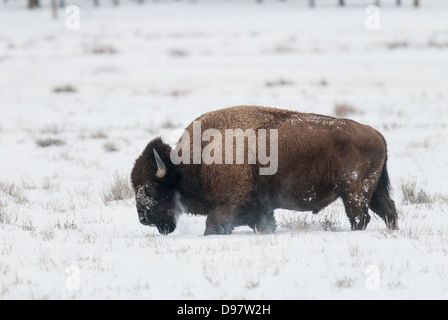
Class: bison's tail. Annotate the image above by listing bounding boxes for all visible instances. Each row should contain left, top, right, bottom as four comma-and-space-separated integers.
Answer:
370, 129, 392, 198
370, 156, 399, 230
377, 158, 392, 197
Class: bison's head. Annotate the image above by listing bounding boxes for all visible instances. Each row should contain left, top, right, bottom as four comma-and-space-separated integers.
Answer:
131, 138, 180, 235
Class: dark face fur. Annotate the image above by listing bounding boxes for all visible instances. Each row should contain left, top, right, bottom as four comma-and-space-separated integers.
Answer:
131, 138, 179, 235
135, 182, 177, 234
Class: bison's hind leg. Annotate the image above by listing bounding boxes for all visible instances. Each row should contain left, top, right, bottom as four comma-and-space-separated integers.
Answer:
340, 187, 371, 231
341, 177, 373, 230
370, 189, 399, 230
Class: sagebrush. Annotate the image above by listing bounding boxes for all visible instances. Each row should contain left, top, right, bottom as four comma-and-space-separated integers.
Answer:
103, 172, 134, 204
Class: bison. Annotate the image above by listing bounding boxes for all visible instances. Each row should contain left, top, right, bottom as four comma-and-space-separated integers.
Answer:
131, 105, 398, 235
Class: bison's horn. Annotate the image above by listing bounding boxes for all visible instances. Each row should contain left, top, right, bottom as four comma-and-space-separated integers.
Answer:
153, 149, 167, 179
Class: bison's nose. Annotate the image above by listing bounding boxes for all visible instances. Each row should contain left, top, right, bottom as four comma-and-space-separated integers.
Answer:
157, 222, 176, 235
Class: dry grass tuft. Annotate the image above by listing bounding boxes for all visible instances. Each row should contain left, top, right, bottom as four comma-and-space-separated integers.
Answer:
91, 45, 117, 55
169, 48, 188, 57
401, 180, 448, 208
36, 138, 66, 148
279, 215, 309, 232
103, 141, 119, 152
103, 172, 134, 204
90, 130, 108, 139
386, 41, 409, 49
265, 79, 294, 87
334, 102, 363, 118
0, 181, 28, 204
335, 276, 356, 288
53, 84, 77, 93
401, 180, 433, 205
0, 200, 18, 225
160, 119, 181, 129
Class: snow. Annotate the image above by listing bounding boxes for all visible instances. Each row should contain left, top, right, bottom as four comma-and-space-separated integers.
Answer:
1, 0, 448, 299
136, 185, 158, 213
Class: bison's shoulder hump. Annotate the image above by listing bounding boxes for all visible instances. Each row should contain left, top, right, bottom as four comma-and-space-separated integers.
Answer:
189, 105, 302, 131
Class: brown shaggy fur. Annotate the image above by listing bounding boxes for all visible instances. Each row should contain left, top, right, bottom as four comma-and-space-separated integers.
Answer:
131, 106, 398, 235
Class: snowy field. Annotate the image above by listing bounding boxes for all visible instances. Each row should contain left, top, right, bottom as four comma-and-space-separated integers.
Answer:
1, 0, 448, 299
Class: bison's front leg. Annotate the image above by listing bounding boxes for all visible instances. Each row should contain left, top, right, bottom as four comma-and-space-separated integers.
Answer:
250, 210, 277, 234
204, 206, 239, 236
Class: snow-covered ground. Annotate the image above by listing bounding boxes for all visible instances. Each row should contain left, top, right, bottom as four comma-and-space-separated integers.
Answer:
1, 0, 448, 299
